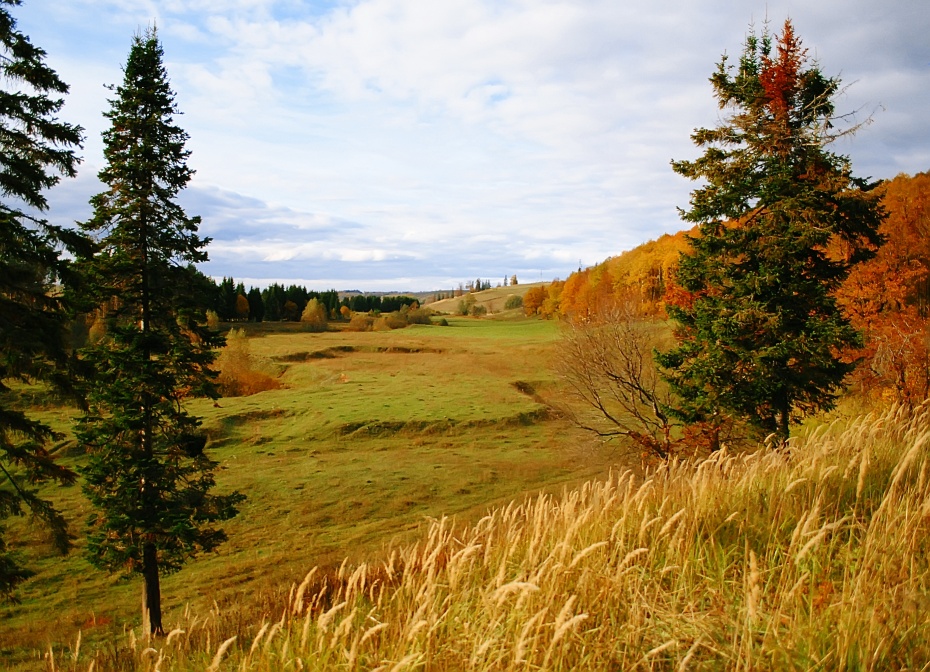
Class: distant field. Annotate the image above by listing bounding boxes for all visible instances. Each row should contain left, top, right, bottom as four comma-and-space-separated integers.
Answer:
2, 316, 621, 666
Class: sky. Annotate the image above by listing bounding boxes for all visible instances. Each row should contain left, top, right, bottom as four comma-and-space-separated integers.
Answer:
17, 0, 930, 292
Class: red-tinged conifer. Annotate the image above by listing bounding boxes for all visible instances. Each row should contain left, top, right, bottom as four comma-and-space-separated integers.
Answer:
657, 20, 884, 444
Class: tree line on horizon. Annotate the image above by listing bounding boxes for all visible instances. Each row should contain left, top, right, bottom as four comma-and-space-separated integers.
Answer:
208, 277, 419, 323
206, 274, 523, 322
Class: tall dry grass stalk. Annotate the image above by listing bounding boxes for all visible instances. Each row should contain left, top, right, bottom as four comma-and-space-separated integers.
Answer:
52, 404, 930, 670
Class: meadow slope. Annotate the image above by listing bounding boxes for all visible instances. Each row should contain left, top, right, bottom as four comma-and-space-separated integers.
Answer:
36, 401, 930, 671
2, 317, 615, 668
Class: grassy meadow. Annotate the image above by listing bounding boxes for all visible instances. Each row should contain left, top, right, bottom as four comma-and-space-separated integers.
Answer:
6, 313, 930, 671
26, 393, 930, 671
2, 316, 615, 669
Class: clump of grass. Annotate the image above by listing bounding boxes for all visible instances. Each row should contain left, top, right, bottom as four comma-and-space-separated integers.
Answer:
374, 313, 408, 331
50, 403, 930, 670
345, 313, 375, 332
345, 307, 436, 332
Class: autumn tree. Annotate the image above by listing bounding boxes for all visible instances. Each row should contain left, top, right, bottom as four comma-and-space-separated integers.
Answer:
523, 285, 547, 316
300, 297, 327, 331
215, 328, 281, 397
77, 29, 244, 635
560, 266, 618, 323
837, 172, 930, 406
234, 293, 250, 321
283, 299, 300, 321
0, 0, 84, 598
657, 20, 884, 444
540, 280, 565, 319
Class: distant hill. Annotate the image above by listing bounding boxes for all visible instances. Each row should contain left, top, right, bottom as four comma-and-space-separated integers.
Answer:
428, 282, 546, 316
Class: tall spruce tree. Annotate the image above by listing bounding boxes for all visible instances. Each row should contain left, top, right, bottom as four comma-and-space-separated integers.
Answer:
657, 20, 884, 444
77, 28, 243, 635
0, 0, 83, 598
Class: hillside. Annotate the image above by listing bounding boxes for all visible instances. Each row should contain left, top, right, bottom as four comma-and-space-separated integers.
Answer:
427, 282, 546, 316
2, 318, 614, 669
35, 403, 930, 670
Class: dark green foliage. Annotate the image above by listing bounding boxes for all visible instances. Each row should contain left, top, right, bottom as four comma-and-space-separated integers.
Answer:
505, 295, 524, 310
247, 286, 264, 322
77, 29, 243, 634
0, 0, 83, 599
346, 293, 418, 314
405, 306, 434, 325
216, 276, 237, 321
657, 21, 884, 443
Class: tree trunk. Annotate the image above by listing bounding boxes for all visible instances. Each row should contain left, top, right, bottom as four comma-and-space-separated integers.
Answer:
142, 541, 163, 636
777, 393, 790, 447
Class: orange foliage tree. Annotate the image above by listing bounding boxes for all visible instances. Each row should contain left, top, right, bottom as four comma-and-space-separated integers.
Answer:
837, 172, 930, 407
235, 293, 250, 321
523, 285, 548, 316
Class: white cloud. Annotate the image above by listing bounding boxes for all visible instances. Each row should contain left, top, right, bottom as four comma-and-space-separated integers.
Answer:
14, 0, 930, 290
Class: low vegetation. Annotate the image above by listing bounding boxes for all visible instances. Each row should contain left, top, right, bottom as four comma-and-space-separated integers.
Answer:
35, 402, 930, 670
2, 318, 612, 669
215, 329, 283, 397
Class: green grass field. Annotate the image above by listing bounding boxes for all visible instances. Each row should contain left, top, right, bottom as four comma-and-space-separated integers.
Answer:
1, 316, 619, 667
6, 314, 928, 671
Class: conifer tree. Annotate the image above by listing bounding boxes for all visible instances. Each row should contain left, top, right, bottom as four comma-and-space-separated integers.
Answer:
246, 286, 264, 322
657, 20, 884, 445
77, 28, 243, 635
0, 0, 83, 598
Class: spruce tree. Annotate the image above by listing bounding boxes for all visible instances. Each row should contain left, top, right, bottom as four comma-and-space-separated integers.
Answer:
0, 0, 83, 598
77, 28, 243, 635
247, 286, 265, 322
657, 20, 884, 444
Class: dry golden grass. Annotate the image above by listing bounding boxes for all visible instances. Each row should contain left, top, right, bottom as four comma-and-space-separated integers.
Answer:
429, 284, 545, 316
44, 402, 930, 670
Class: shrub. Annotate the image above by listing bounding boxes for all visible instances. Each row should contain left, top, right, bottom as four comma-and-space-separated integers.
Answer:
504, 294, 523, 310
458, 295, 476, 316
375, 313, 408, 331
346, 314, 374, 332
407, 307, 434, 325
470, 304, 487, 317
215, 328, 282, 396
300, 298, 328, 332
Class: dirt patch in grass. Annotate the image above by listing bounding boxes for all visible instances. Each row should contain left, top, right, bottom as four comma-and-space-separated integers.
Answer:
335, 408, 555, 438
275, 345, 446, 362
